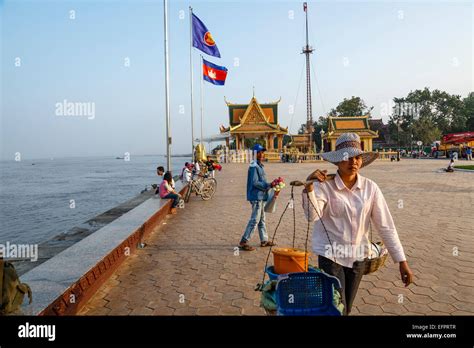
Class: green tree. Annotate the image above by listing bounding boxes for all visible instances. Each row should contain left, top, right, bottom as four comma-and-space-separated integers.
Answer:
430, 89, 465, 133
388, 96, 417, 148
463, 92, 474, 131
388, 88, 468, 146
297, 123, 307, 135
397, 88, 465, 133
282, 134, 292, 147
387, 117, 403, 148
311, 116, 329, 152
330, 96, 373, 117
244, 138, 265, 149
411, 117, 442, 145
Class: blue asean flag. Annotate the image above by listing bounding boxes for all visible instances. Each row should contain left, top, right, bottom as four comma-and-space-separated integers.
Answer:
192, 13, 221, 58
203, 59, 228, 86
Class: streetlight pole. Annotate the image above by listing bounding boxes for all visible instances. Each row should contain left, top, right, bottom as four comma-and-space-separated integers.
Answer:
397, 118, 401, 160
320, 129, 325, 153
189, 6, 195, 163
163, 0, 171, 171
397, 119, 400, 152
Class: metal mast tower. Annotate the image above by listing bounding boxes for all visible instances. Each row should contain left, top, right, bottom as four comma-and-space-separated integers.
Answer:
302, 2, 314, 152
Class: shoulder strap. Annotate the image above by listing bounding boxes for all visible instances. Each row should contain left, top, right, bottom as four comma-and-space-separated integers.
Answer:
17, 283, 33, 304
369, 220, 372, 242
255, 164, 261, 181
304, 189, 337, 263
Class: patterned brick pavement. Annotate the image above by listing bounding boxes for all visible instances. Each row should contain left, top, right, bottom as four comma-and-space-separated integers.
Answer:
80, 160, 474, 316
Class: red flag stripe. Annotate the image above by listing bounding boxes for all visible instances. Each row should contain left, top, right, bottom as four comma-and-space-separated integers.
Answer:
203, 64, 227, 81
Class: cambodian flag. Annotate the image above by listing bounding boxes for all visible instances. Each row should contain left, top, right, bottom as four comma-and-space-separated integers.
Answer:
192, 13, 221, 58
202, 59, 228, 86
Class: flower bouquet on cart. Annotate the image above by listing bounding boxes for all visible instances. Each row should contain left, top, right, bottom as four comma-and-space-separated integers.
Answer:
264, 177, 285, 213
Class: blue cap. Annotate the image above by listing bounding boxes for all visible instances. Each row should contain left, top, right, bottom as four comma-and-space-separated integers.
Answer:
252, 144, 267, 153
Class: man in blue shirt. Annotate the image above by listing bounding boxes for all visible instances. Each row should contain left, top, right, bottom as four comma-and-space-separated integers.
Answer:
466, 146, 472, 161
239, 144, 275, 251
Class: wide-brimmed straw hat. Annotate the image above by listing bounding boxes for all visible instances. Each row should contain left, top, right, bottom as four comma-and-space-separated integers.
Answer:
320, 132, 378, 168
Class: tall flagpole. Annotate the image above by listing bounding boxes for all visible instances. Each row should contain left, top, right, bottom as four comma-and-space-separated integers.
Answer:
189, 7, 195, 162
200, 54, 204, 144
164, 0, 171, 170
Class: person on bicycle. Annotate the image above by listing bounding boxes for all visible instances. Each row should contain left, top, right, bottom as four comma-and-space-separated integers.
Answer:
239, 144, 275, 251
302, 133, 413, 315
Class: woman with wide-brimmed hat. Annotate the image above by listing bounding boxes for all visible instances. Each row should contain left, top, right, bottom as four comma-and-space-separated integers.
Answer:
303, 132, 413, 315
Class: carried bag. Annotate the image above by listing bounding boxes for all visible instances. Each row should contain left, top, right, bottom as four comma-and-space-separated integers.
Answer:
0, 259, 33, 315
264, 190, 278, 213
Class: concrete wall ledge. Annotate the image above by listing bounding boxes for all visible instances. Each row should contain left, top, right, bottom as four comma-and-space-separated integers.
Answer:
18, 182, 187, 315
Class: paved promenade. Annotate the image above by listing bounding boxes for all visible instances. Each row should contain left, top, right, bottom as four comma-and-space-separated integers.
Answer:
80, 159, 473, 316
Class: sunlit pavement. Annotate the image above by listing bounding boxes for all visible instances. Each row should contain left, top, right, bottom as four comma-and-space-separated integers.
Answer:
80, 159, 473, 316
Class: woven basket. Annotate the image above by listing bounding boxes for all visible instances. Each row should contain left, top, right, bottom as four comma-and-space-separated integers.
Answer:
362, 242, 388, 275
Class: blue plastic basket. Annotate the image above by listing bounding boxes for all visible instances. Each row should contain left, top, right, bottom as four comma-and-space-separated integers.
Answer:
265, 265, 320, 281
275, 271, 342, 316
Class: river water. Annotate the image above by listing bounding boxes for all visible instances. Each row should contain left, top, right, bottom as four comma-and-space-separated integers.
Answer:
0, 155, 190, 244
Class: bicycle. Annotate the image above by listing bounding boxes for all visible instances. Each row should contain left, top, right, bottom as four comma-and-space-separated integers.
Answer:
184, 172, 217, 202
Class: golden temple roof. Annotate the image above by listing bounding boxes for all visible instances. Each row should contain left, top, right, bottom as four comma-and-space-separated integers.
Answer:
325, 115, 378, 138
220, 96, 287, 135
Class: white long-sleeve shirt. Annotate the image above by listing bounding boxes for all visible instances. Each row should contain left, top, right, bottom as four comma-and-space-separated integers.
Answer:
183, 168, 192, 183
302, 172, 406, 268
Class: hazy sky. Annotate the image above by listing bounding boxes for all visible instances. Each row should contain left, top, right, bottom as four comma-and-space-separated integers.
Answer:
1, 0, 472, 160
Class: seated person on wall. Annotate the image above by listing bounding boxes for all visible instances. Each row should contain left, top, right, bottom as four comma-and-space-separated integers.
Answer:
159, 171, 182, 214
155, 166, 175, 195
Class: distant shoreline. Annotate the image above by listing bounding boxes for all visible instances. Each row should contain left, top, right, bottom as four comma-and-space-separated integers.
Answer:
170, 154, 193, 158
0, 154, 192, 162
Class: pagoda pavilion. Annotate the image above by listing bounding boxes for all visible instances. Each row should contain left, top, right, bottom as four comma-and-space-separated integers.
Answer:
323, 115, 379, 151
219, 96, 288, 151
